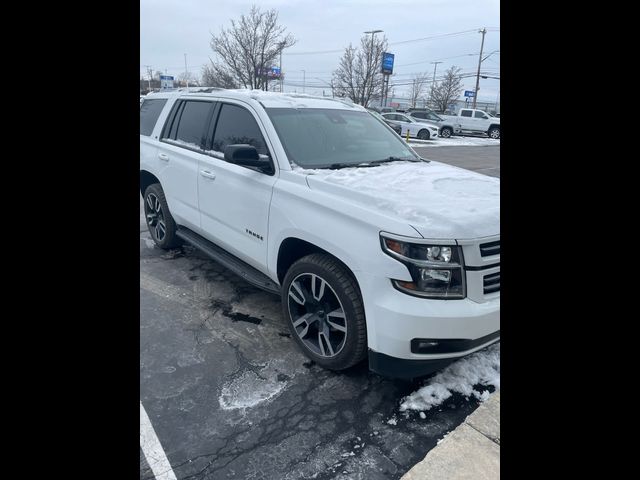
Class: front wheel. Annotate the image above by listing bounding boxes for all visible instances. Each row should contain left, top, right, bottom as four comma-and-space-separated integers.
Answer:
417, 129, 430, 140
440, 127, 453, 138
282, 253, 367, 370
488, 127, 500, 139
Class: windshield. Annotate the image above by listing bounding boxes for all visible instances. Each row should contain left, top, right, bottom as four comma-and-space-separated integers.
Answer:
266, 108, 419, 169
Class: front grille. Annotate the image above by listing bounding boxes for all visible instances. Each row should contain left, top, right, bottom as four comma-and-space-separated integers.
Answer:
480, 240, 500, 257
483, 271, 500, 294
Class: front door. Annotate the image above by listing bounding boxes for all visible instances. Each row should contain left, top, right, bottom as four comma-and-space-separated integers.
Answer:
197, 101, 277, 272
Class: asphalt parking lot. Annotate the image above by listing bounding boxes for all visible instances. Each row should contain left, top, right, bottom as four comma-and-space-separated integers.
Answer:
140, 145, 500, 480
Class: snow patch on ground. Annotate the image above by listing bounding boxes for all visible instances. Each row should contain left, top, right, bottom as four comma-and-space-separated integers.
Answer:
408, 137, 500, 148
400, 342, 500, 412
219, 370, 286, 410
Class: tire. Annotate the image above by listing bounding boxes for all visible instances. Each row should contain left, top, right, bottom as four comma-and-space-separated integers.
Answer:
143, 183, 182, 249
282, 253, 367, 370
417, 129, 430, 140
440, 127, 453, 138
488, 127, 500, 139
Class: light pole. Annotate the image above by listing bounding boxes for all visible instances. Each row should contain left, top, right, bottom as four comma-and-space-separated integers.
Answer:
429, 61, 442, 106
364, 29, 383, 107
184, 53, 189, 89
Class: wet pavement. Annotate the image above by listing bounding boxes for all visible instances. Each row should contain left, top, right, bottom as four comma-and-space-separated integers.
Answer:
140, 147, 498, 479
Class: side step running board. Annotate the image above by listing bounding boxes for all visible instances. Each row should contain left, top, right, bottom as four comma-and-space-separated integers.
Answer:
176, 227, 281, 295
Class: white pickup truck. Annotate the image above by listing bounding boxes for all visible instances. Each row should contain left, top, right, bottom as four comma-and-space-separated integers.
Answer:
441, 108, 500, 139
140, 89, 500, 379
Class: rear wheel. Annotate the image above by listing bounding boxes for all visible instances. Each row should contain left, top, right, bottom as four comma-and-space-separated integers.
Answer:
143, 183, 181, 249
440, 127, 453, 138
417, 129, 430, 140
282, 253, 367, 370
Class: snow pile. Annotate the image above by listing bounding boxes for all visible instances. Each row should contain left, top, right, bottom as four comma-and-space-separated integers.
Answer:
400, 343, 500, 412
218, 370, 286, 410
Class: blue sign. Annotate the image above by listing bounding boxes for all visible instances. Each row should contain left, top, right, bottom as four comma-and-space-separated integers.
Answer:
256, 66, 282, 79
160, 75, 174, 90
381, 52, 394, 74
464, 90, 475, 97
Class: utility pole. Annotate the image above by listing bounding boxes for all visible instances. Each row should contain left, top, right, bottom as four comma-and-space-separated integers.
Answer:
473, 28, 486, 109
184, 53, 189, 89
280, 49, 283, 93
429, 61, 442, 106
302, 70, 305, 93
364, 29, 383, 107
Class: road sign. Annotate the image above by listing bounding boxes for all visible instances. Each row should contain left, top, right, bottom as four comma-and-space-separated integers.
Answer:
256, 66, 282, 79
160, 75, 174, 90
464, 90, 475, 97
381, 52, 394, 74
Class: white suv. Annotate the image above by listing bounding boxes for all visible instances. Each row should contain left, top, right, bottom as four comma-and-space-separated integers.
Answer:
140, 88, 500, 379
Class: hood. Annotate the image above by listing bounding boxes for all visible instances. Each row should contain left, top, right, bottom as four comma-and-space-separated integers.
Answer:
302, 161, 500, 239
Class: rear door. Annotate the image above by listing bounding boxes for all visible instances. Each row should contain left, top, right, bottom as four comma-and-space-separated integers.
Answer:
197, 101, 277, 272
157, 99, 216, 230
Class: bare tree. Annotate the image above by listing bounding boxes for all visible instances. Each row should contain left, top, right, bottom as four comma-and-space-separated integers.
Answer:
201, 63, 239, 89
332, 34, 388, 106
430, 66, 464, 113
408, 72, 430, 108
209, 5, 295, 90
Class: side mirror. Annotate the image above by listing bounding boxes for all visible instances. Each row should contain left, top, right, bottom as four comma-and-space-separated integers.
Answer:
224, 144, 273, 174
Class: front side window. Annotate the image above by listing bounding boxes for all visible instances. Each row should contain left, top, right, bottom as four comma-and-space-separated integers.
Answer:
460, 110, 472, 117
140, 99, 167, 136
474, 111, 488, 119
397, 115, 411, 123
267, 108, 419, 169
211, 104, 269, 156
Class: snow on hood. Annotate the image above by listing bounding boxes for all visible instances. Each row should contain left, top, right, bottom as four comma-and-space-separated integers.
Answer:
300, 161, 500, 239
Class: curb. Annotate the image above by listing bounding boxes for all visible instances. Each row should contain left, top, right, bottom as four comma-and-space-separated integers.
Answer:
401, 391, 500, 479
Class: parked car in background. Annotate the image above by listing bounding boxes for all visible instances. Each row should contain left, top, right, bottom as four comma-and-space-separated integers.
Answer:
440, 108, 500, 139
368, 109, 402, 135
381, 112, 440, 140
406, 109, 462, 138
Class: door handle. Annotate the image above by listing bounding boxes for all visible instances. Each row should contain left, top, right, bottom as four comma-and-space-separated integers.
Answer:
200, 170, 216, 180
158, 153, 169, 162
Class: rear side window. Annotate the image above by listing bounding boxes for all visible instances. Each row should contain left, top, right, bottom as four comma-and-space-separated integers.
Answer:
210, 104, 269, 156
173, 101, 214, 148
140, 99, 167, 136
460, 110, 472, 117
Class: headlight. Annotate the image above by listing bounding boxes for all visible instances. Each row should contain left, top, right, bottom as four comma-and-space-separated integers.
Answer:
380, 234, 465, 299
429, 126, 438, 132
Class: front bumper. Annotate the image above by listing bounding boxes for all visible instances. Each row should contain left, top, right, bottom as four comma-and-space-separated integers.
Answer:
355, 270, 500, 378
369, 331, 500, 379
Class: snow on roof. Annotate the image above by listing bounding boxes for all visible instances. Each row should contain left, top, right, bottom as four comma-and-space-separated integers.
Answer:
147, 88, 363, 111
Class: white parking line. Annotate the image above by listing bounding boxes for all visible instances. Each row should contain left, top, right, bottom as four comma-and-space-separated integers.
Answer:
140, 401, 178, 480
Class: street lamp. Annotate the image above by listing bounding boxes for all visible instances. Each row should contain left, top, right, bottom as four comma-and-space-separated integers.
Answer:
364, 30, 383, 107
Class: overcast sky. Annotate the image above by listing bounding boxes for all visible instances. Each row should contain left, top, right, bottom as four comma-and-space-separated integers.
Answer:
140, 0, 499, 103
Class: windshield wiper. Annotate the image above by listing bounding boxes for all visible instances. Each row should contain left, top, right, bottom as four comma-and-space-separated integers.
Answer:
325, 157, 420, 170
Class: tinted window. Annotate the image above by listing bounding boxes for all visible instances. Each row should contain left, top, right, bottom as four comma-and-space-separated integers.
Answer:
397, 115, 410, 122
140, 99, 167, 136
474, 111, 487, 119
211, 104, 268, 156
172, 101, 213, 148
411, 112, 426, 119
460, 110, 472, 117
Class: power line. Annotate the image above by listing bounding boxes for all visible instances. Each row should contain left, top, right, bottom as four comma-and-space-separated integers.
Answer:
283, 28, 487, 56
